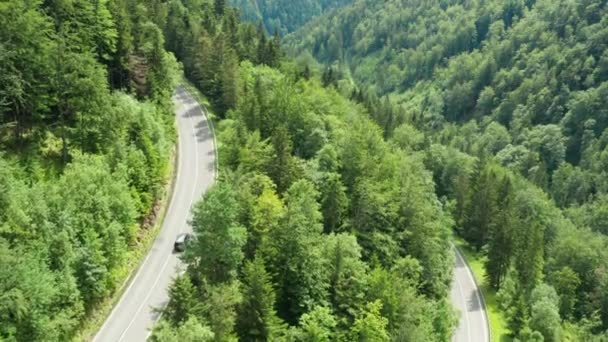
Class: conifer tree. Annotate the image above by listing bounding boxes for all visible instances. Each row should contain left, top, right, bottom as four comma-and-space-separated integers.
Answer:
165, 275, 199, 324
485, 176, 516, 289
236, 257, 285, 341
268, 126, 298, 193
464, 163, 499, 251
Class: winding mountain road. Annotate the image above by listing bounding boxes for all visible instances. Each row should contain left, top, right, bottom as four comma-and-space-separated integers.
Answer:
93, 86, 216, 342
93, 85, 488, 342
451, 246, 491, 342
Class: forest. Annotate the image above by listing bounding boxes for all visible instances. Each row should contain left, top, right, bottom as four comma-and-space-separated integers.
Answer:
0, 0, 178, 340
284, 0, 608, 340
2, 0, 608, 341
229, 0, 354, 36
152, 0, 456, 341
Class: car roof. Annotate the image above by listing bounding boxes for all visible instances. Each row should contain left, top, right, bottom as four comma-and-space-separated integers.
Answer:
175, 233, 190, 243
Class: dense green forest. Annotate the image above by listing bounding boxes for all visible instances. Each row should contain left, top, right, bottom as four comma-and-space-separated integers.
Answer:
229, 0, 354, 36
0, 0, 178, 340
285, 0, 608, 340
151, 0, 456, 341
4, 0, 608, 341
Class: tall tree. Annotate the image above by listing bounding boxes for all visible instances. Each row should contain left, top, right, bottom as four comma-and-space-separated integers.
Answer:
485, 176, 516, 289
220, 47, 239, 117
323, 234, 368, 328
214, 0, 226, 16
186, 183, 247, 285
267, 126, 299, 193
267, 180, 328, 323
236, 257, 284, 341
249, 187, 284, 258
319, 172, 349, 233
164, 275, 199, 324
530, 284, 562, 342
464, 163, 499, 251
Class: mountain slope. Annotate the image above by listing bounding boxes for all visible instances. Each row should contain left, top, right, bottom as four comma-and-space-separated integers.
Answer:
286, 0, 608, 204
230, 0, 354, 35
286, 0, 608, 340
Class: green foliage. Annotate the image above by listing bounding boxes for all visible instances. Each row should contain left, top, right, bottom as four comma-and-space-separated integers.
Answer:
318, 172, 349, 233
530, 284, 562, 342
286, 0, 608, 202
186, 183, 248, 285
485, 176, 516, 289
150, 316, 215, 342
204, 282, 243, 341
267, 180, 329, 323
322, 233, 368, 328
236, 257, 285, 341
348, 301, 390, 342
57, 155, 137, 306
230, 0, 354, 35
285, 0, 608, 338
463, 163, 500, 251
0, 0, 177, 339
138, 2, 554, 340
366, 266, 442, 341
296, 306, 337, 342
158, 5, 457, 336
164, 275, 200, 324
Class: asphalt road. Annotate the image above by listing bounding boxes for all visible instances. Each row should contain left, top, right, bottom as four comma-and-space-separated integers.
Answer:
92, 86, 487, 342
451, 247, 491, 342
93, 86, 216, 342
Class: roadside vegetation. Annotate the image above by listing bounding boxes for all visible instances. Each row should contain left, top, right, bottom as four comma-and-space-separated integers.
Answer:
0, 0, 180, 340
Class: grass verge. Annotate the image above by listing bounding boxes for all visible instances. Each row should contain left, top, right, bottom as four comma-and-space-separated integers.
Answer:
454, 236, 512, 342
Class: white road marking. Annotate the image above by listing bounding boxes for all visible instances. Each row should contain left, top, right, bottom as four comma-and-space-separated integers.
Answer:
454, 251, 472, 342
93, 95, 186, 342
143, 89, 208, 340
454, 247, 490, 342
114, 90, 203, 342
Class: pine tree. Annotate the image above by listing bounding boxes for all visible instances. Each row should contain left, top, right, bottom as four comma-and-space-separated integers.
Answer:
319, 172, 349, 233
464, 163, 499, 251
514, 217, 545, 296
485, 176, 516, 289
165, 275, 199, 324
268, 180, 328, 323
207, 34, 227, 106
220, 47, 239, 117
236, 257, 285, 341
214, 0, 226, 16
256, 23, 268, 64
267, 126, 298, 193
266, 29, 282, 67
322, 67, 336, 87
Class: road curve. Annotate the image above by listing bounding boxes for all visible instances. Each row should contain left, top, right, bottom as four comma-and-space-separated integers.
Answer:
93, 86, 216, 342
451, 247, 491, 342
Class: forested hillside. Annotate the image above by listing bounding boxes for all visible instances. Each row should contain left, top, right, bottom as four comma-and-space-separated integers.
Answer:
229, 0, 354, 35
149, 0, 457, 341
0, 0, 178, 340
4, 0, 608, 341
286, 0, 608, 340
